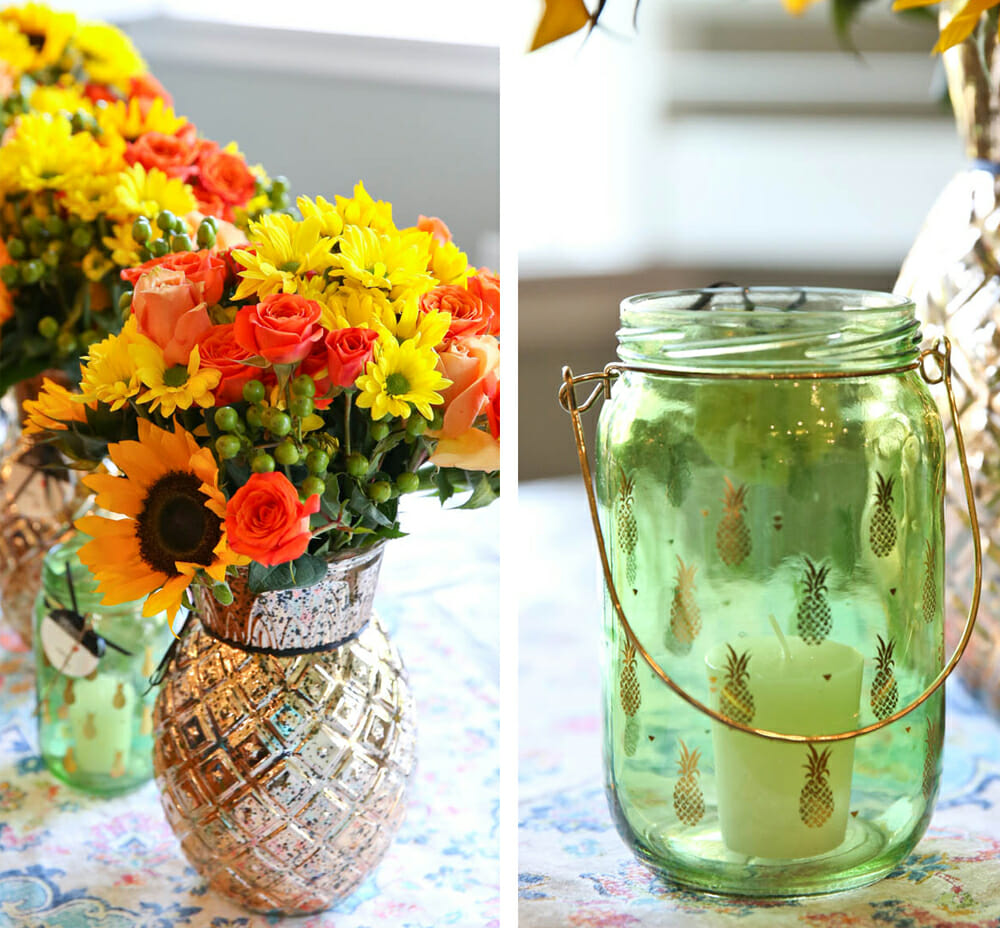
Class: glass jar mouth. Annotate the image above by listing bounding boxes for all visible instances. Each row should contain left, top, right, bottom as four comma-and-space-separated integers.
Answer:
618, 287, 920, 373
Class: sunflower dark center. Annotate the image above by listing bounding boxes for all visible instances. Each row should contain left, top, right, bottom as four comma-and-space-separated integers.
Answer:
137, 471, 222, 575
26, 32, 45, 51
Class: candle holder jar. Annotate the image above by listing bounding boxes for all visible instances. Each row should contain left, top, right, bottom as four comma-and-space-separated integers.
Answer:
560, 288, 982, 897
33, 531, 175, 796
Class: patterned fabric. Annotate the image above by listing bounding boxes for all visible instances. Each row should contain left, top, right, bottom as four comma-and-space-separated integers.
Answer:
519, 478, 1000, 928
0, 496, 499, 927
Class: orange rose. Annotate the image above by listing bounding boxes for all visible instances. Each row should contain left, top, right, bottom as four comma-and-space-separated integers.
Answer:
125, 129, 198, 180
418, 215, 452, 245
132, 267, 211, 366
325, 327, 379, 388
467, 268, 499, 336
197, 324, 262, 404
122, 250, 228, 305
433, 335, 499, 439
225, 472, 320, 566
129, 73, 173, 109
234, 293, 324, 365
197, 145, 256, 207
420, 285, 490, 341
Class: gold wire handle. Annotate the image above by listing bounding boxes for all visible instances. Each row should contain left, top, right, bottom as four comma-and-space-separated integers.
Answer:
559, 337, 982, 744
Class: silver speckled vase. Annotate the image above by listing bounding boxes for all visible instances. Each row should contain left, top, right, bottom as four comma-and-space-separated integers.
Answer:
152, 544, 416, 915
895, 5, 1000, 716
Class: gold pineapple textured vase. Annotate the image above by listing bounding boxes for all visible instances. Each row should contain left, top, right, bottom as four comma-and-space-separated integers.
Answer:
152, 544, 416, 915
895, 11, 1000, 714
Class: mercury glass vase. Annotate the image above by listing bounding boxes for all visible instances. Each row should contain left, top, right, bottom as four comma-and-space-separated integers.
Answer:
895, 4, 1000, 715
152, 543, 416, 916
591, 288, 949, 896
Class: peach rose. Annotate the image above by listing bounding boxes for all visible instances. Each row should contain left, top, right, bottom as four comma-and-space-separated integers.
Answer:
430, 429, 499, 472
131, 267, 211, 366
225, 472, 320, 566
122, 250, 228, 305
420, 285, 490, 341
197, 324, 261, 404
432, 335, 499, 439
418, 215, 452, 245
467, 268, 499, 336
125, 129, 198, 180
234, 293, 324, 365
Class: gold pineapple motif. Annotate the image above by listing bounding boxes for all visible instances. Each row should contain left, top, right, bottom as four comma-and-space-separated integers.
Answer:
796, 558, 832, 645
624, 716, 640, 758
667, 557, 700, 655
869, 472, 897, 558
673, 740, 705, 826
922, 540, 937, 625
871, 635, 899, 720
799, 744, 834, 828
716, 478, 751, 567
620, 640, 641, 718
720, 645, 754, 724
923, 717, 939, 801
616, 469, 638, 590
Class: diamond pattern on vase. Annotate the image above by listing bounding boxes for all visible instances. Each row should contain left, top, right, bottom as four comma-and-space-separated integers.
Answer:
153, 613, 415, 916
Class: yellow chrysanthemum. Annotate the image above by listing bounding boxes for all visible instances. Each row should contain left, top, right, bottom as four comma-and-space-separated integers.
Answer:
298, 194, 345, 239
22, 378, 89, 434
109, 162, 197, 224
232, 213, 335, 300
81, 248, 113, 282
76, 21, 145, 91
0, 112, 107, 195
319, 284, 394, 332
74, 418, 247, 625
0, 21, 35, 75
135, 343, 220, 417
335, 180, 395, 234
329, 225, 435, 299
394, 298, 451, 349
0, 3, 76, 71
78, 317, 149, 410
430, 239, 472, 286
96, 96, 187, 143
355, 334, 450, 421
102, 221, 140, 268
29, 83, 93, 116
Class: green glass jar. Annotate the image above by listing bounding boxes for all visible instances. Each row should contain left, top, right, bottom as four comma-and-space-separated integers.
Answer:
33, 531, 174, 796
591, 288, 959, 896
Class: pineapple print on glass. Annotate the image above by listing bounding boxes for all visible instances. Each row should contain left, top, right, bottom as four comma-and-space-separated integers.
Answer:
593, 289, 948, 896
871, 635, 899, 721
672, 740, 705, 826
799, 745, 834, 829
619, 639, 641, 757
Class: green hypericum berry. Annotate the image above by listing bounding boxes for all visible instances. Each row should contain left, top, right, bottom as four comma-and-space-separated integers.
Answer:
44, 215, 64, 237
22, 216, 44, 239
291, 375, 316, 397
406, 416, 427, 437
118, 291, 132, 312
70, 226, 93, 249
215, 435, 241, 459
196, 222, 216, 248
171, 233, 192, 252
368, 481, 392, 503
0, 264, 19, 287
56, 332, 76, 354
268, 411, 292, 437
243, 380, 266, 404
371, 421, 390, 441
289, 396, 313, 419
137, 246, 152, 262
346, 453, 369, 477
396, 472, 420, 494
79, 329, 101, 347
305, 449, 329, 475
21, 259, 44, 283
275, 440, 299, 466
131, 217, 152, 243
41, 247, 60, 268
251, 452, 275, 473
212, 583, 234, 606
149, 238, 169, 258
246, 406, 264, 428
271, 175, 290, 194
7, 238, 25, 259
300, 475, 325, 498
37, 316, 59, 339
214, 407, 239, 431
156, 210, 176, 232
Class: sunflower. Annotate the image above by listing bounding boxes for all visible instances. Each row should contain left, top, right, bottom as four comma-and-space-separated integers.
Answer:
355, 333, 450, 420
0, 3, 76, 72
329, 225, 435, 299
22, 378, 88, 434
232, 213, 335, 300
29, 83, 94, 115
96, 96, 187, 143
74, 419, 247, 624
78, 318, 149, 409
135, 342, 220, 417
75, 21, 145, 91
335, 181, 395, 234
109, 162, 197, 224
0, 21, 36, 76
890, 0, 1000, 52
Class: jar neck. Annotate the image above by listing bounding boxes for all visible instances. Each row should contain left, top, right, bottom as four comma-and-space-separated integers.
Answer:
616, 288, 920, 375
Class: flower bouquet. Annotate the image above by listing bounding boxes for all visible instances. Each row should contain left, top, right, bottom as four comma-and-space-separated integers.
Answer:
26, 181, 500, 912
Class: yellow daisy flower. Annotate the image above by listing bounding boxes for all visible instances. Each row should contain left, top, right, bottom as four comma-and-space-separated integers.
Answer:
298, 194, 345, 238
319, 284, 394, 332
102, 221, 141, 268
78, 318, 149, 410
394, 296, 451, 349
430, 239, 472, 286
232, 213, 335, 300
135, 343, 220, 417
62, 157, 123, 222
109, 162, 197, 224
0, 112, 106, 195
335, 180, 395, 233
0, 22, 36, 75
22, 378, 89, 434
96, 97, 187, 143
0, 3, 76, 71
355, 334, 451, 421
81, 248, 114, 282
329, 225, 435, 299
29, 83, 93, 116
74, 418, 247, 625
76, 21, 145, 91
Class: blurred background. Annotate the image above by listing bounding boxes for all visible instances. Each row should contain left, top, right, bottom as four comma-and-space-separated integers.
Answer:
69, 0, 499, 267
516, 0, 957, 479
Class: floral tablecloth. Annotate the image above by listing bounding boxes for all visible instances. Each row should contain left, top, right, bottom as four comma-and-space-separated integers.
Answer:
0, 495, 499, 928
519, 477, 1000, 928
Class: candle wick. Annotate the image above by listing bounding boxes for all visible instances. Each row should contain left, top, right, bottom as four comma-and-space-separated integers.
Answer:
769, 614, 791, 661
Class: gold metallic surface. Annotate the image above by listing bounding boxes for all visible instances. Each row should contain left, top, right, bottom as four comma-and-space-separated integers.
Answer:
559, 337, 983, 744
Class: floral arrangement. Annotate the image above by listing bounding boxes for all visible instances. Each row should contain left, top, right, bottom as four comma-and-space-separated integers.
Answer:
0, 3, 287, 393
24, 182, 500, 623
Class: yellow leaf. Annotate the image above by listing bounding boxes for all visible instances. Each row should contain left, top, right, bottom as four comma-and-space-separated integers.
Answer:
934, 0, 1000, 53
529, 0, 593, 52
300, 413, 325, 433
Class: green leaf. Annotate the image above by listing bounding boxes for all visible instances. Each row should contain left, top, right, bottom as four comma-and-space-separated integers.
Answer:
247, 553, 327, 594
458, 472, 500, 510
830, 0, 872, 49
